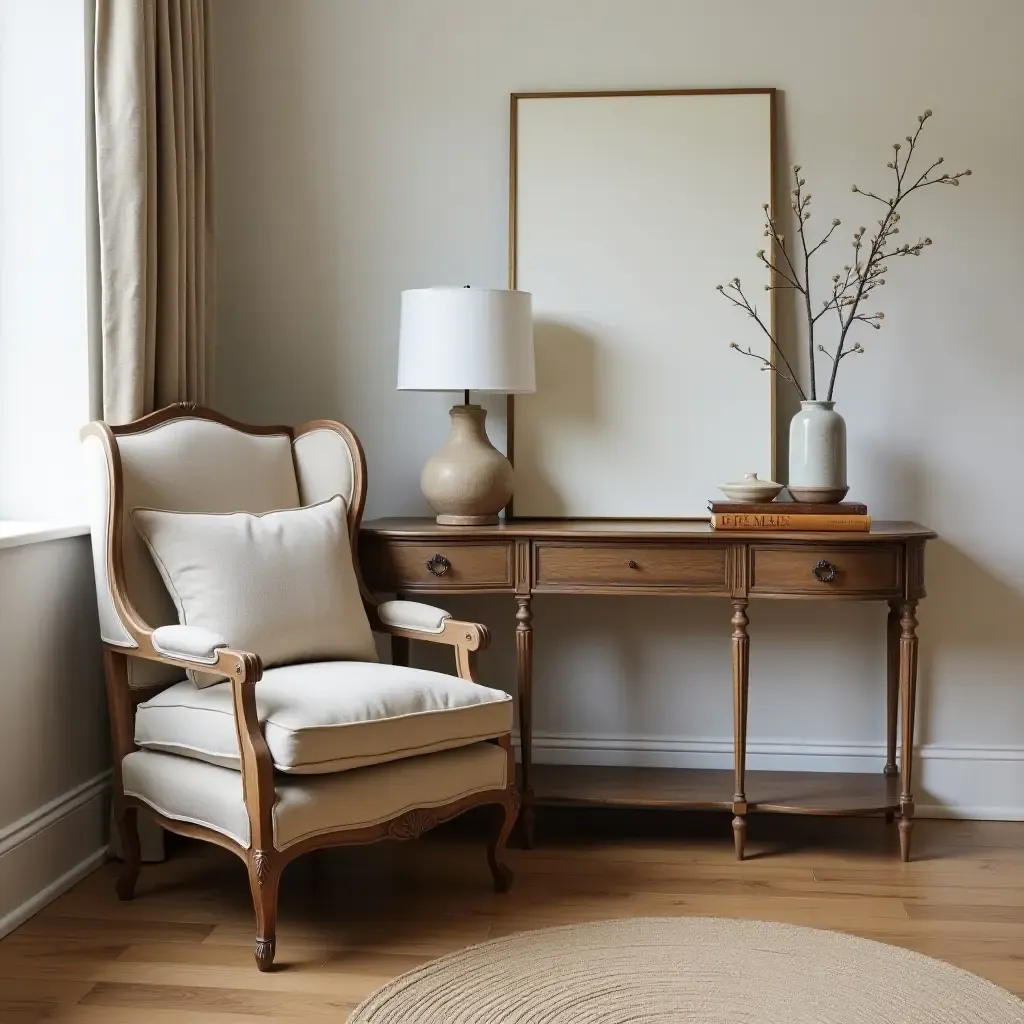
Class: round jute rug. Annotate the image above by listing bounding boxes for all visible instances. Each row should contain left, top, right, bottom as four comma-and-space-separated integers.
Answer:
347, 917, 1024, 1023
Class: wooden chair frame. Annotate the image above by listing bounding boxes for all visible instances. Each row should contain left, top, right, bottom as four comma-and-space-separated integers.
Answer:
82, 404, 519, 971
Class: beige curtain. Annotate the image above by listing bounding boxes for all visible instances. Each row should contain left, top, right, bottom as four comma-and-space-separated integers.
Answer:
94, 0, 214, 425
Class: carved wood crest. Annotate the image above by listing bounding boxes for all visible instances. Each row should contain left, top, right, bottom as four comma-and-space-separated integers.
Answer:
387, 808, 440, 841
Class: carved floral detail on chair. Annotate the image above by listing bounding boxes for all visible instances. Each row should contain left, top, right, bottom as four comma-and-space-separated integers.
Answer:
387, 808, 441, 841
252, 850, 271, 885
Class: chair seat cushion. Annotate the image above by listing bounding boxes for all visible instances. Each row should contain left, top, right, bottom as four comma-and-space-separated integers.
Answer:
134, 661, 512, 774
122, 742, 510, 851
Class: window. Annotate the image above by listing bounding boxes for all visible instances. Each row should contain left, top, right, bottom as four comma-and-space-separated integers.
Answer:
0, 0, 96, 525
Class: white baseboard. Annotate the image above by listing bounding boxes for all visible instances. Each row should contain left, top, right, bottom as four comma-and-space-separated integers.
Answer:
0, 771, 111, 939
520, 732, 1024, 821
0, 770, 111, 857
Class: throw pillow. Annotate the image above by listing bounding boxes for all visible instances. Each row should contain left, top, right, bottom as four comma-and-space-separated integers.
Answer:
131, 495, 378, 686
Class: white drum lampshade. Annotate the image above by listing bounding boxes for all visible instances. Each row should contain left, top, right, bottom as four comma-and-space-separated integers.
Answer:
397, 287, 535, 525
398, 287, 535, 393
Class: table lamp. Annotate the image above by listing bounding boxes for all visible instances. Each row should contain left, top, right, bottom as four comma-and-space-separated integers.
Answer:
398, 286, 535, 525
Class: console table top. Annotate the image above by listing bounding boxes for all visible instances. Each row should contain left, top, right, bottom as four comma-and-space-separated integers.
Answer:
363, 517, 936, 542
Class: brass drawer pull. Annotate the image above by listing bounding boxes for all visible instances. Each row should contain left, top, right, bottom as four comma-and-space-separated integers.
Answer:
812, 559, 837, 583
426, 554, 451, 577
627, 559, 638, 569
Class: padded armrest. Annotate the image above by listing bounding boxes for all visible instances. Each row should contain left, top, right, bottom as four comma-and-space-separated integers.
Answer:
151, 625, 229, 665
377, 600, 452, 634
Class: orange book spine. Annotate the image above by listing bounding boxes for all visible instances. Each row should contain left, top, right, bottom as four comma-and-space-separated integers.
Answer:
711, 513, 872, 532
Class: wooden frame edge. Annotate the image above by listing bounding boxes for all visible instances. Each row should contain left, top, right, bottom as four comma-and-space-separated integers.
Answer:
277, 779, 517, 862
506, 87, 778, 520
767, 88, 779, 482
100, 402, 294, 439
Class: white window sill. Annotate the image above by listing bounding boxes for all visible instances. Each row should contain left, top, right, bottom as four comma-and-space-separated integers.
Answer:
0, 521, 90, 551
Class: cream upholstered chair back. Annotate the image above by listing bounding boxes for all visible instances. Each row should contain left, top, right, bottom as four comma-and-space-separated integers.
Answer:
81, 405, 366, 687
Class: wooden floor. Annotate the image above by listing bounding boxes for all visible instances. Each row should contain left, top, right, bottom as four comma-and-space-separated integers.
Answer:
3, 811, 1024, 1021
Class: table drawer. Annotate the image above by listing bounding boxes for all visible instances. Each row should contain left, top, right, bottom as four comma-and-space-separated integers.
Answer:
361, 540, 514, 591
535, 543, 729, 590
750, 544, 901, 596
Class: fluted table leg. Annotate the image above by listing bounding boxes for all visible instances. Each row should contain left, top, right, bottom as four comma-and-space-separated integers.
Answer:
883, 601, 900, 823
731, 599, 750, 860
516, 595, 535, 848
898, 600, 919, 862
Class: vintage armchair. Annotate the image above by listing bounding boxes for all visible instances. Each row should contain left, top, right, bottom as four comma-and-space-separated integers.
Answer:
81, 404, 518, 970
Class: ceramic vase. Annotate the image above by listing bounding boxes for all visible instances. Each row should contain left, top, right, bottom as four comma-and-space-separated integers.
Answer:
787, 400, 848, 503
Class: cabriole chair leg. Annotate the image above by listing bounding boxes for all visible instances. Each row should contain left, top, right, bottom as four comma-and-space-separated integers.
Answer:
487, 793, 519, 893
115, 806, 142, 901
248, 850, 281, 971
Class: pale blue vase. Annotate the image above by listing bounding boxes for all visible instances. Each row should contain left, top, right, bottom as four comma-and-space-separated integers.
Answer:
788, 400, 848, 503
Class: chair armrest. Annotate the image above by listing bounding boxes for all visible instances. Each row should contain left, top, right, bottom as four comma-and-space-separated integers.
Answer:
377, 600, 450, 634
104, 633, 261, 683
369, 600, 489, 652
151, 625, 228, 665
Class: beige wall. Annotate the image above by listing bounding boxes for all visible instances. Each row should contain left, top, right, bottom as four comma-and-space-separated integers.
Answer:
212, 0, 1024, 816
0, 537, 108, 936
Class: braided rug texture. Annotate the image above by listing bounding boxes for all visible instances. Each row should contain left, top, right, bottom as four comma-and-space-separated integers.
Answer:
348, 916, 1024, 1023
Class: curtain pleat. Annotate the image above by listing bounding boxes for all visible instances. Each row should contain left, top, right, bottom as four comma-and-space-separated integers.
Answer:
95, 0, 214, 424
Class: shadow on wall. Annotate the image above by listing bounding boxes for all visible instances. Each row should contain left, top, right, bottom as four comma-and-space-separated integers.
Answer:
767, 89, 801, 469
511, 321, 598, 518
916, 539, 1024, 748
214, 5, 346, 425
860, 439, 1024, 748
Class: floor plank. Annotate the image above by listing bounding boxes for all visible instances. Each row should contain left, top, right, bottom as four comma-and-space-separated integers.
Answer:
77, 981, 355, 1019
0, 978, 97, 1024
1, 817, 1023, 1019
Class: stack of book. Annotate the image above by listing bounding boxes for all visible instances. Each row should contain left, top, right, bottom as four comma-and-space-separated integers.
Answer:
709, 500, 871, 532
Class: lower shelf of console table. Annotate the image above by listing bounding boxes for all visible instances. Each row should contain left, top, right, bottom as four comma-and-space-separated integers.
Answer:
528, 764, 901, 817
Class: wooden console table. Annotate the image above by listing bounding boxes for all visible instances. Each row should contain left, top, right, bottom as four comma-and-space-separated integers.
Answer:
359, 519, 934, 861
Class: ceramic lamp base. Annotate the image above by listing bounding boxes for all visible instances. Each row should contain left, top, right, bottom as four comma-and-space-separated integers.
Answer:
436, 512, 500, 526
421, 405, 513, 526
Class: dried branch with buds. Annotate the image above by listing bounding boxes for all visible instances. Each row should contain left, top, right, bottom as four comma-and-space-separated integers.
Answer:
718, 110, 971, 401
